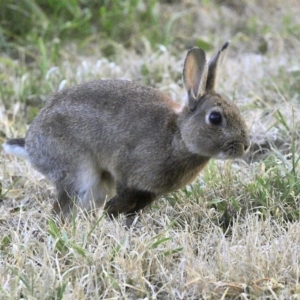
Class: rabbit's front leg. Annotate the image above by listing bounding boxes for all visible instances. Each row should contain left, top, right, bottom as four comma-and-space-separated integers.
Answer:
104, 186, 156, 218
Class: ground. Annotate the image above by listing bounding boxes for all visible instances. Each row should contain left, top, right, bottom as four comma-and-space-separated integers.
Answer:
0, 0, 300, 299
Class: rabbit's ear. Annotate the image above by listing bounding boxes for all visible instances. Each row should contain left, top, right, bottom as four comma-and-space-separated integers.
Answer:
206, 41, 230, 91
183, 47, 208, 109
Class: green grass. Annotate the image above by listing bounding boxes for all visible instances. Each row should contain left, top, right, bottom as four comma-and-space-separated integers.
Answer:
0, 0, 182, 58
1, 0, 300, 298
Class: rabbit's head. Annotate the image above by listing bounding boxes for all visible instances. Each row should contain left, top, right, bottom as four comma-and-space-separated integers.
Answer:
180, 42, 250, 159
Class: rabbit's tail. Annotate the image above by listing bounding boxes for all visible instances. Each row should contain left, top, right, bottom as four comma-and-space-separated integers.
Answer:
2, 138, 28, 159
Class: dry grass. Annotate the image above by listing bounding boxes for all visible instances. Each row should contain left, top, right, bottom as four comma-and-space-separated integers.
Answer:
1, 0, 300, 299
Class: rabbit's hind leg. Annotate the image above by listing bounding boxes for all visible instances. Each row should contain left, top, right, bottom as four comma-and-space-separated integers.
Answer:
75, 165, 115, 212
52, 187, 76, 218
51, 163, 115, 218
51, 171, 82, 218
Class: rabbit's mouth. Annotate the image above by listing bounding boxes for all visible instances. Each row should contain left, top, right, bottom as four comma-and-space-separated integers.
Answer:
218, 140, 250, 159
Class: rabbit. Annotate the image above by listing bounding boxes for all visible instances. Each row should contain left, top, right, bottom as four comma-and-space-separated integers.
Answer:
3, 41, 250, 219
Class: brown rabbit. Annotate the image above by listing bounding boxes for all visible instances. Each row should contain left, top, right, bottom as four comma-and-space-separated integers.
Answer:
3, 42, 250, 219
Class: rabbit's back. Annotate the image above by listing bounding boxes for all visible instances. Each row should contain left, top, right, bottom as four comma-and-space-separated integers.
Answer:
44, 80, 179, 112
27, 80, 180, 152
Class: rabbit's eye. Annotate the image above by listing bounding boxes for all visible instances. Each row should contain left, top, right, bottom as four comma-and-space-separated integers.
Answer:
209, 112, 222, 125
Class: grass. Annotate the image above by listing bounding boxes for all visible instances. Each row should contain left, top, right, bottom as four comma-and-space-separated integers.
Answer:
1, 0, 300, 298
0, 0, 176, 58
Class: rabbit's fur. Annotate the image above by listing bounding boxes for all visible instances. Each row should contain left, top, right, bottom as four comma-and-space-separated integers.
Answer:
3, 42, 250, 219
